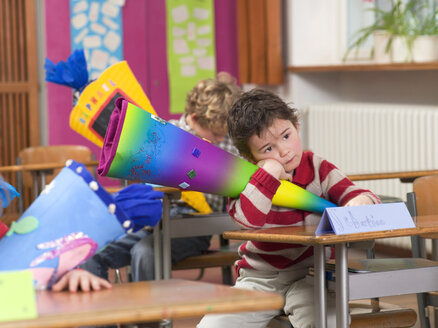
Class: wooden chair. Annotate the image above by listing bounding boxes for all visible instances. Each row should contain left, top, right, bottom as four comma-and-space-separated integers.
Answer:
172, 234, 240, 285
16, 145, 94, 213
164, 209, 239, 285
156, 193, 238, 285
268, 304, 417, 328
407, 175, 438, 328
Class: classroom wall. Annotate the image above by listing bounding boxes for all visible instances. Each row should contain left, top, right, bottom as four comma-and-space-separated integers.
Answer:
274, 0, 438, 113
43, 0, 238, 159
42, 0, 438, 158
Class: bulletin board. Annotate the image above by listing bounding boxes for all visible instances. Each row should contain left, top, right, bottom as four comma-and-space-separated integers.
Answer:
70, 0, 125, 79
165, 0, 216, 114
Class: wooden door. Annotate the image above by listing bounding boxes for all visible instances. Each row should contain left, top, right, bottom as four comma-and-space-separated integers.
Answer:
237, 0, 284, 85
0, 0, 39, 214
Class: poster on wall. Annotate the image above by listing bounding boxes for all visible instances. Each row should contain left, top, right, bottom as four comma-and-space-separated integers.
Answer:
165, 0, 216, 114
70, 0, 125, 79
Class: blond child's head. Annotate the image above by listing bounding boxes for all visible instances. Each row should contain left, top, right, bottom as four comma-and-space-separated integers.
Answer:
185, 72, 241, 143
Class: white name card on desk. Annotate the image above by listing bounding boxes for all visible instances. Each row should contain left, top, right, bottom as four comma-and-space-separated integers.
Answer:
315, 202, 415, 236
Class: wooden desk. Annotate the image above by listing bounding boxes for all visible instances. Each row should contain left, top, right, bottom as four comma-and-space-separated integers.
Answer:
0, 161, 99, 174
347, 169, 438, 183
0, 279, 284, 328
223, 215, 438, 328
152, 169, 438, 280
0, 161, 99, 200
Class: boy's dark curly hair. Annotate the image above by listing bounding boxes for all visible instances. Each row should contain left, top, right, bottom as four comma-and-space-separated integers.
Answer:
227, 88, 299, 161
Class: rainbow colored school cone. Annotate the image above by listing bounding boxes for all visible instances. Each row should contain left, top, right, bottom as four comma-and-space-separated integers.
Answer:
98, 99, 336, 213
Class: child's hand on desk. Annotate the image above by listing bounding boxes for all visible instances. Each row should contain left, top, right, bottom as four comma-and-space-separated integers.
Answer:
345, 195, 374, 207
52, 269, 112, 293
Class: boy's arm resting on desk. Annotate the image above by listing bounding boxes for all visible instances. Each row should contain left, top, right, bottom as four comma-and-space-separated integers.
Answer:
344, 194, 377, 206
227, 154, 381, 230
52, 269, 112, 293
314, 154, 381, 206
228, 168, 281, 229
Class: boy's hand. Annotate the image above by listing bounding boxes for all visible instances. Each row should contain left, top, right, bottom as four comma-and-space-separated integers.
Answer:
345, 195, 374, 207
52, 269, 112, 293
257, 159, 292, 181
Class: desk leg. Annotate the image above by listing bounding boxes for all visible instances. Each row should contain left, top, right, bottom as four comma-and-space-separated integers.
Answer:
335, 243, 349, 328
40, 172, 47, 192
154, 222, 162, 280
314, 245, 327, 328
33, 173, 39, 198
162, 194, 172, 279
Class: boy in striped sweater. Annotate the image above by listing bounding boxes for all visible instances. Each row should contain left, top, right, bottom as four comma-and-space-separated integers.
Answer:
197, 89, 380, 328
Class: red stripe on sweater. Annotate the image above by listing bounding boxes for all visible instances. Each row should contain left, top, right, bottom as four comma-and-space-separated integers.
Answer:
239, 193, 270, 226
252, 241, 304, 251
327, 177, 355, 204
235, 242, 252, 273
228, 203, 257, 228
338, 189, 369, 206
319, 160, 338, 182
235, 256, 252, 275
228, 201, 257, 228
265, 209, 305, 225
258, 246, 314, 269
251, 168, 281, 197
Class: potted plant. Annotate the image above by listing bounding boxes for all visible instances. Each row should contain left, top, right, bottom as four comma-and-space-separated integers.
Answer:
344, 0, 419, 63
411, 3, 438, 62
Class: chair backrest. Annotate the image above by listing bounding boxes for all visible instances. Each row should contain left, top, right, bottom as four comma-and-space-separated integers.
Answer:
16, 145, 94, 212
407, 175, 438, 259
408, 175, 438, 328
412, 175, 438, 216
18, 145, 93, 189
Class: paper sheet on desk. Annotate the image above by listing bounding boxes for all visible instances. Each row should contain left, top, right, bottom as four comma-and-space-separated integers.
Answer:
315, 202, 415, 235
0, 271, 37, 322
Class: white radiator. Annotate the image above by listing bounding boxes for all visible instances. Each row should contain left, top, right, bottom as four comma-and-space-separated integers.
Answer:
303, 103, 438, 251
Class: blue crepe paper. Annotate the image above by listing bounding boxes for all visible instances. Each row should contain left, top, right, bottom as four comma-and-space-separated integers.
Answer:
0, 178, 19, 209
44, 49, 89, 90
113, 184, 164, 232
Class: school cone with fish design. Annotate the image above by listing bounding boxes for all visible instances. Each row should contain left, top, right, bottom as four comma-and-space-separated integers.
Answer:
0, 161, 163, 289
98, 98, 336, 213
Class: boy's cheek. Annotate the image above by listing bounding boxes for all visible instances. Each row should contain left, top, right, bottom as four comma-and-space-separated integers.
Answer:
244, 154, 257, 164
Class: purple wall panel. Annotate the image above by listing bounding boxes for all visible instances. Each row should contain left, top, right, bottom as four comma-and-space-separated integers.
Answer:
44, 0, 238, 150
122, 0, 149, 101
215, 0, 239, 83
45, 0, 91, 148
146, 0, 175, 121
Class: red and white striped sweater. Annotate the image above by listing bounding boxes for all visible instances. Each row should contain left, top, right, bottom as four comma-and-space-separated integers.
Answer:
228, 151, 381, 273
